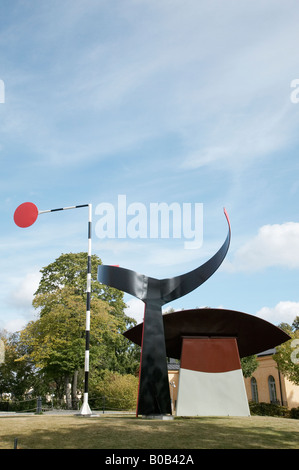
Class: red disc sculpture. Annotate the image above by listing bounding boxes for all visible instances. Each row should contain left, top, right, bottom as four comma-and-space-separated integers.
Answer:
14, 202, 39, 228
14, 201, 93, 416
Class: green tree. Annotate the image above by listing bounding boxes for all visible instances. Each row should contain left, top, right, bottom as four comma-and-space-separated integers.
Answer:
277, 322, 294, 335
35, 252, 139, 371
241, 355, 259, 378
18, 253, 140, 408
273, 329, 299, 387
35, 252, 129, 321
20, 287, 121, 408
292, 316, 299, 331
0, 330, 36, 400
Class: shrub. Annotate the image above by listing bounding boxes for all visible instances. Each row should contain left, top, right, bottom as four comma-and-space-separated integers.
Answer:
249, 402, 289, 418
290, 407, 299, 419
89, 370, 138, 411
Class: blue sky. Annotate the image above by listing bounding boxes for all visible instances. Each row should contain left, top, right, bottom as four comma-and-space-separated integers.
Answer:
1, 0, 299, 332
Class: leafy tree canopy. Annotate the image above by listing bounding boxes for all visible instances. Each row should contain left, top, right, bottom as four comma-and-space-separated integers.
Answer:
292, 316, 299, 331
16, 253, 140, 407
273, 324, 299, 387
35, 252, 133, 324
0, 330, 36, 399
241, 355, 259, 378
20, 287, 119, 375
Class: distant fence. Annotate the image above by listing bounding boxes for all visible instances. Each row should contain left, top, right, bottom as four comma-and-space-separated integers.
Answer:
0, 398, 37, 412
0, 395, 135, 414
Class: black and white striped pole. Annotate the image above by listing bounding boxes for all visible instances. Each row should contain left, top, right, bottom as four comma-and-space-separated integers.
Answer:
14, 202, 93, 416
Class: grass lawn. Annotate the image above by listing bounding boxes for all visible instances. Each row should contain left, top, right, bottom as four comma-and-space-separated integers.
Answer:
0, 414, 298, 449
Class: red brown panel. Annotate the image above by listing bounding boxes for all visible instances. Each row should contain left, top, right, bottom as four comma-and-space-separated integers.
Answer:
180, 337, 241, 373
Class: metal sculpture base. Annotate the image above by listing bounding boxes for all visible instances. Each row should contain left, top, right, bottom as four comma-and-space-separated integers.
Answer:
78, 400, 92, 416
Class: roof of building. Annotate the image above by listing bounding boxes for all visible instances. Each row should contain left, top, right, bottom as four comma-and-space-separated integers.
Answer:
167, 358, 180, 370
257, 348, 276, 357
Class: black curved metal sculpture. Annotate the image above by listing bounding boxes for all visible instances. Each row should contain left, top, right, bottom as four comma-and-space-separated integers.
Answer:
98, 209, 231, 416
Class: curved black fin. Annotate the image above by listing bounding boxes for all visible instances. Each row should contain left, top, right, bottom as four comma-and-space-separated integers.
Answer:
97, 208, 231, 304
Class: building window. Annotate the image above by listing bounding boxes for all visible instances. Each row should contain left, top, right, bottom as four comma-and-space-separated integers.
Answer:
251, 377, 259, 402
268, 375, 277, 403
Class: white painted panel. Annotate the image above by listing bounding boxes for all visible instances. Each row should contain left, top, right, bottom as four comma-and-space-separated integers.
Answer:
176, 368, 250, 417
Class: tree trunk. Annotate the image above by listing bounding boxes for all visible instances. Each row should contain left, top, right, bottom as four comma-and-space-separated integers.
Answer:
72, 370, 79, 410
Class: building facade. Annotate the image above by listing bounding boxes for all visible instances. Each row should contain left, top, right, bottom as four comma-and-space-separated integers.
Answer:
243, 349, 299, 409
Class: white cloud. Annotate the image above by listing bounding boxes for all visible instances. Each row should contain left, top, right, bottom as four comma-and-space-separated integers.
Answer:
3, 317, 30, 333
257, 301, 299, 326
125, 298, 144, 324
3, 270, 42, 332
10, 270, 41, 308
124, 298, 191, 326
226, 222, 299, 271
1, 270, 41, 332
3, 0, 299, 173
182, 105, 292, 172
